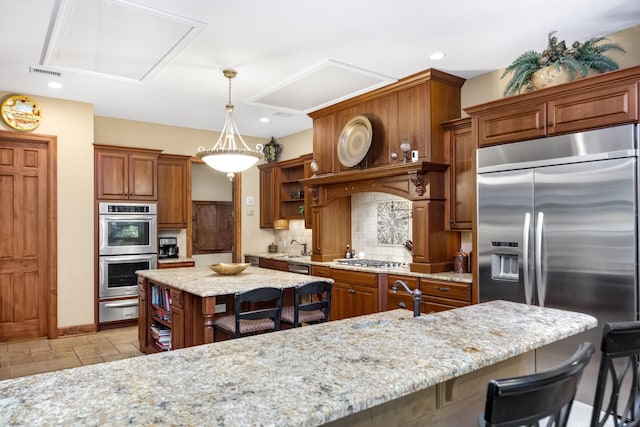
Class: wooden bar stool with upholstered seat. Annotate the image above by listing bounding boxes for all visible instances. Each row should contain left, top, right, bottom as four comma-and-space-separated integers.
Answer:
281, 281, 332, 328
213, 287, 283, 340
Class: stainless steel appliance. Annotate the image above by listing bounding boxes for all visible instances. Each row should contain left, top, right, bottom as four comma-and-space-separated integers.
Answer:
99, 253, 157, 299
476, 124, 638, 404
98, 202, 158, 322
159, 237, 179, 259
98, 202, 157, 256
287, 262, 310, 275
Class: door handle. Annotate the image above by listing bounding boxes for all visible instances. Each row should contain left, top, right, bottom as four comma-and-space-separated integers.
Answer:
523, 212, 532, 305
535, 212, 545, 307
104, 301, 138, 308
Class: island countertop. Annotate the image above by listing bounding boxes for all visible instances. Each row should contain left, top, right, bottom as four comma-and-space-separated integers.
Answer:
137, 265, 333, 297
0, 301, 596, 426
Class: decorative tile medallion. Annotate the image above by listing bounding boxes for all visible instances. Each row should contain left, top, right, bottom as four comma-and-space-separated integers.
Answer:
377, 200, 411, 245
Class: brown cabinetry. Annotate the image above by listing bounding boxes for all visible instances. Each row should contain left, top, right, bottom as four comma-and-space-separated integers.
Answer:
158, 154, 191, 229
442, 117, 473, 230
421, 278, 471, 313
386, 274, 420, 312
94, 145, 161, 200
330, 269, 378, 321
258, 257, 288, 272
467, 67, 640, 148
192, 201, 233, 253
258, 163, 277, 228
158, 261, 195, 269
139, 279, 184, 353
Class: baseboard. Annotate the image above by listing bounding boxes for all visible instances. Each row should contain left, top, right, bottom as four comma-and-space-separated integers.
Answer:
57, 323, 98, 337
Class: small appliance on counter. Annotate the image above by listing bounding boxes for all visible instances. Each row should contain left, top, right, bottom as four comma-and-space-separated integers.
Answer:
159, 237, 179, 259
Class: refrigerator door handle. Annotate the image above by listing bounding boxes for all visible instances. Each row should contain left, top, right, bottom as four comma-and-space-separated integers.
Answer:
535, 211, 545, 306
523, 212, 532, 305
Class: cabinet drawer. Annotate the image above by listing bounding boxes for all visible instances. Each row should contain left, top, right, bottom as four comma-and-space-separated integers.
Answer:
159, 261, 195, 269
311, 265, 332, 278
421, 279, 471, 302
387, 274, 419, 291
332, 269, 377, 287
477, 103, 546, 147
422, 296, 469, 314
258, 258, 288, 271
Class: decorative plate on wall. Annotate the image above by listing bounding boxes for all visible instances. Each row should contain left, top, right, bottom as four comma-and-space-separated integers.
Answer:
1, 95, 42, 131
337, 115, 372, 167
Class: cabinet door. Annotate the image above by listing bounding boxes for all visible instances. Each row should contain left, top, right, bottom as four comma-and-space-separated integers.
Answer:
444, 119, 473, 230
128, 153, 158, 200
259, 164, 277, 228
548, 81, 638, 134
350, 284, 378, 317
311, 207, 323, 256
96, 150, 129, 199
192, 201, 233, 253
312, 114, 335, 175
158, 155, 190, 229
329, 282, 352, 321
476, 103, 546, 147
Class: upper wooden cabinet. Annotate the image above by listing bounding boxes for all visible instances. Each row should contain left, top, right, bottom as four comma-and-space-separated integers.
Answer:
95, 145, 161, 201
258, 154, 313, 228
309, 69, 465, 173
466, 66, 640, 147
258, 163, 277, 228
442, 117, 473, 230
157, 154, 191, 229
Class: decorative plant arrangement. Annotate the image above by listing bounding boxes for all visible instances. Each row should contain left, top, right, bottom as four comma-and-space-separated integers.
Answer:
501, 31, 625, 97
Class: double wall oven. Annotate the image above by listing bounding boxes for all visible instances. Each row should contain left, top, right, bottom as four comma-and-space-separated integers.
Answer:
98, 202, 157, 323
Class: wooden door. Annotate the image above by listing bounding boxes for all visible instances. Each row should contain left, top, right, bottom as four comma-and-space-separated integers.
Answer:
0, 131, 56, 340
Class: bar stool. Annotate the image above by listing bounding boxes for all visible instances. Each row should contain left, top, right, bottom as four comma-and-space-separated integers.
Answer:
569, 321, 640, 427
479, 341, 595, 427
281, 281, 332, 328
213, 287, 283, 340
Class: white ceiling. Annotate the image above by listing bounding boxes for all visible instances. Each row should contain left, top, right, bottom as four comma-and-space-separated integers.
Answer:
2, 0, 639, 140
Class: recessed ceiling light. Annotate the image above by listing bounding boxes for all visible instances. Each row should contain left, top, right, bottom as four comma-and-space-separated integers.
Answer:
429, 52, 446, 61
48, 81, 63, 89
259, 117, 270, 123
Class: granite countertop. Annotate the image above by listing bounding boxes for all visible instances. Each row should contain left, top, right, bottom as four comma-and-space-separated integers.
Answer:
246, 252, 473, 283
0, 301, 596, 426
137, 266, 332, 297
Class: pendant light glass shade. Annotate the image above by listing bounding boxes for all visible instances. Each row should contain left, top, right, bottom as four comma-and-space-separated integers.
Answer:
196, 69, 264, 180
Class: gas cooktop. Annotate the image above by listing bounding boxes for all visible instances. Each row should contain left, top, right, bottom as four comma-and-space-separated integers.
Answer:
335, 259, 407, 269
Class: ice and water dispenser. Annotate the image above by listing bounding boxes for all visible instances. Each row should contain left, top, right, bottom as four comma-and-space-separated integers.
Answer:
490, 241, 519, 281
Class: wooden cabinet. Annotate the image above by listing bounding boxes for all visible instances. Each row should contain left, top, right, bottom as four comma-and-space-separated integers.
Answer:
278, 157, 308, 220
258, 257, 288, 272
467, 67, 640, 147
158, 154, 191, 229
442, 118, 473, 230
386, 274, 420, 312
330, 269, 378, 321
309, 69, 465, 170
258, 163, 277, 228
192, 201, 233, 253
310, 198, 351, 261
95, 145, 161, 200
421, 278, 471, 313
311, 265, 331, 278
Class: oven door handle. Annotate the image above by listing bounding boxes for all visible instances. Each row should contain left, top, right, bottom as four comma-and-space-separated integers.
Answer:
103, 301, 138, 308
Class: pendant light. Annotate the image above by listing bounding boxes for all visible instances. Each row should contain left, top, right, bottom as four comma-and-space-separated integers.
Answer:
196, 69, 264, 180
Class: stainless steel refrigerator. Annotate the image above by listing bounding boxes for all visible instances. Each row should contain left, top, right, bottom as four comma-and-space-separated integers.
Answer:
476, 124, 638, 404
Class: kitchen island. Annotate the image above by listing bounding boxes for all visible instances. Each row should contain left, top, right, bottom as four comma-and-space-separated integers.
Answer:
0, 301, 596, 426
137, 266, 333, 352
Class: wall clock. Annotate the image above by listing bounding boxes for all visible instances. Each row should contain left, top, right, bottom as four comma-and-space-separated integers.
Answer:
1, 95, 42, 131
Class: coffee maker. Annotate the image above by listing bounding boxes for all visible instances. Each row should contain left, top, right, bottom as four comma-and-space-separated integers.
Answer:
158, 237, 179, 258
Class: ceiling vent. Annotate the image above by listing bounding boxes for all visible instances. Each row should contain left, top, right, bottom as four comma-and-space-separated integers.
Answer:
247, 60, 396, 114
41, 0, 206, 83
29, 66, 62, 78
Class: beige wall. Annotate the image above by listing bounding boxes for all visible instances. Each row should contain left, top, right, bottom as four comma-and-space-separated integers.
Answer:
0, 91, 94, 328
0, 24, 638, 331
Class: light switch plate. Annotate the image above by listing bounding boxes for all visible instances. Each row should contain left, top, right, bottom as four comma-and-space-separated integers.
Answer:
246, 196, 255, 206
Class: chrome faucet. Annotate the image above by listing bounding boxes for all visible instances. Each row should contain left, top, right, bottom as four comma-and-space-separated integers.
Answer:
290, 239, 308, 256
392, 280, 422, 317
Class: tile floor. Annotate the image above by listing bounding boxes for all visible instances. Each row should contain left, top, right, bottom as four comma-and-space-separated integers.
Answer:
0, 326, 143, 380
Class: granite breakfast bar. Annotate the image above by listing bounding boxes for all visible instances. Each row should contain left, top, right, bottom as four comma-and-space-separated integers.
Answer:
0, 301, 596, 426
137, 265, 333, 352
